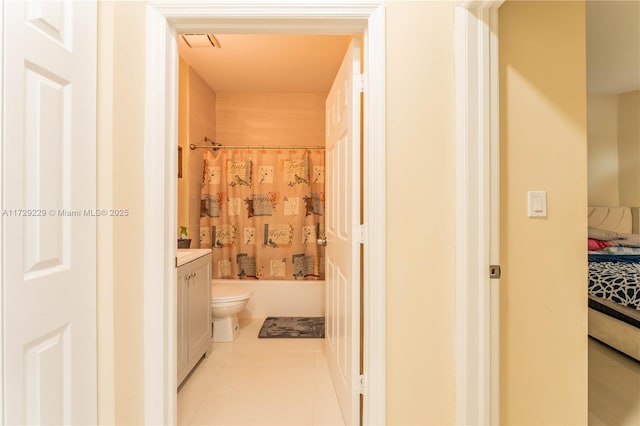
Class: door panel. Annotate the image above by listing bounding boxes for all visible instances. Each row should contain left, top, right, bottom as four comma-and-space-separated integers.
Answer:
23, 64, 70, 277
177, 271, 187, 382
324, 38, 361, 426
2, 1, 97, 424
187, 260, 210, 362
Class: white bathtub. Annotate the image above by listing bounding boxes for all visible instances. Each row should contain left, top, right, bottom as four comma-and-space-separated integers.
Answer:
211, 279, 325, 319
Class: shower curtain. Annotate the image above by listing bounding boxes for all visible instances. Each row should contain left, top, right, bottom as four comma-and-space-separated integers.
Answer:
200, 148, 325, 280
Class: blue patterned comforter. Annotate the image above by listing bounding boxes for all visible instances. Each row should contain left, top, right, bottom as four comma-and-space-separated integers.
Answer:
588, 254, 640, 310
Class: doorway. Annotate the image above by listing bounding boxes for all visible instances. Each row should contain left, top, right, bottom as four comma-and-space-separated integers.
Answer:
175, 32, 360, 425
142, 3, 386, 425
585, 1, 640, 424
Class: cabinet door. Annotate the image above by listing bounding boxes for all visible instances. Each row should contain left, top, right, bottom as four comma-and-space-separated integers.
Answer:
187, 259, 211, 364
176, 267, 187, 382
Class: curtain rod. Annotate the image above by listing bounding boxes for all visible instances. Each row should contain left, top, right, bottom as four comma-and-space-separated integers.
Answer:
189, 143, 325, 151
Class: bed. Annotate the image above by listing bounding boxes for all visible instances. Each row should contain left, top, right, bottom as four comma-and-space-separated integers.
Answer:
587, 206, 640, 361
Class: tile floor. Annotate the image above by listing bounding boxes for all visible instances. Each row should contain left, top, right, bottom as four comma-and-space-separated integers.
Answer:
177, 317, 345, 426
180, 323, 638, 425
588, 337, 640, 426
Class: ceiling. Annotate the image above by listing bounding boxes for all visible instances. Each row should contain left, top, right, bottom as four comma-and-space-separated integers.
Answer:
179, 7, 639, 96
586, 1, 640, 94
178, 34, 352, 93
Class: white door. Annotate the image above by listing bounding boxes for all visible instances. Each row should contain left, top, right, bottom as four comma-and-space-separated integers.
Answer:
325, 38, 362, 426
2, 1, 97, 424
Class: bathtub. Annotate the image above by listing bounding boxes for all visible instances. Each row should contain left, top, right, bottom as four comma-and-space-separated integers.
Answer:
211, 279, 325, 319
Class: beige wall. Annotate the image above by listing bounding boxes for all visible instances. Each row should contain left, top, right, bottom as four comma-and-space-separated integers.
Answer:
97, 1, 147, 424
177, 66, 217, 244
385, 2, 456, 424
586, 90, 640, 207
177, 58, 189, 240
587, 94, 619, 206
618, 90, 640, 205
499, 1, 588, 425
216, 93, 326, 147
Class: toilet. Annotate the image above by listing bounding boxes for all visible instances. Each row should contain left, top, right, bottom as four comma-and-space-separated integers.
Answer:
210, 284, 253, 342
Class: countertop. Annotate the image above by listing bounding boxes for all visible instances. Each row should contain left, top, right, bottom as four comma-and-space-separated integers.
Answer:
176, 248, 211, 267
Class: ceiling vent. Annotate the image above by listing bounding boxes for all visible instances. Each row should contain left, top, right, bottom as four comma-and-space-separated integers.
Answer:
181, 34, 221, 49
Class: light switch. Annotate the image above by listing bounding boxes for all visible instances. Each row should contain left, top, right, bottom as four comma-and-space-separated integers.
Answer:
528, 191, 547, 217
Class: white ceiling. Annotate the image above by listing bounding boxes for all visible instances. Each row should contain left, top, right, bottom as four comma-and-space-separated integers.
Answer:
587, 1, 640, 94
178, 34, 352, 93
179, 8, 639, 96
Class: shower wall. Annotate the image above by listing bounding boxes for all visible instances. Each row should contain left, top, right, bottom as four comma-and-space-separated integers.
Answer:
178, 83, 327, 246
216, 92, 326, 147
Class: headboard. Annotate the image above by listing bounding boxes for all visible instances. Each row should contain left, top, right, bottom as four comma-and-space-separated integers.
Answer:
588, 206, 640, 234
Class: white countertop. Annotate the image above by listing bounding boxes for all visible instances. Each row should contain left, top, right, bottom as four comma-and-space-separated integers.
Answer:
176, 248, 211, 267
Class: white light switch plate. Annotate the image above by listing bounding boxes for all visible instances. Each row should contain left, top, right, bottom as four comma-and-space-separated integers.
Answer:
528, 191, 547, 217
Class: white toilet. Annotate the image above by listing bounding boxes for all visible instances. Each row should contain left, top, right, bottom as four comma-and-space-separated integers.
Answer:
210, 284, 253, 342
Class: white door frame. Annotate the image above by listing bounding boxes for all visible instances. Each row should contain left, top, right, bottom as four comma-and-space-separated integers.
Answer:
454, 1, 504, 425
142, 1, 386, 425
0, 0, 5, 421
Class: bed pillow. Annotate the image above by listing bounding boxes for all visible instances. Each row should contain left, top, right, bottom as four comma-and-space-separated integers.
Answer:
588, 239, 610, 251
608, 233, 640, 247
588, 227, 619, 241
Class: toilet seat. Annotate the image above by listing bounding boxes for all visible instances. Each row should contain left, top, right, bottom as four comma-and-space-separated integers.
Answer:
211, 285, 252, 303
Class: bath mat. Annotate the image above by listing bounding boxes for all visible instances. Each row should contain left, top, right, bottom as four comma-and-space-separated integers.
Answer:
258, 316, 325, 338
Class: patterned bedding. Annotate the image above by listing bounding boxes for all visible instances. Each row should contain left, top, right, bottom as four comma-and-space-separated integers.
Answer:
588, 254, 640, 311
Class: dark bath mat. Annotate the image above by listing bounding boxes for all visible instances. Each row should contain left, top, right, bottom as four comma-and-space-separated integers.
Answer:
258, 316, 325, 338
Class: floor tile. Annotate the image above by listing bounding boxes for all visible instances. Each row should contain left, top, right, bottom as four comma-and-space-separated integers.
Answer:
177, 364, 223, 425
178, 317, 344, 426
313, 354, 345, 425
190, 367, 314, 425
225, 351, 316, 369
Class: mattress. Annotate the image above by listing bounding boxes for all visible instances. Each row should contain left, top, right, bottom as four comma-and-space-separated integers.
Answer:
588, 254, 640, 312
588, 295, 640, 329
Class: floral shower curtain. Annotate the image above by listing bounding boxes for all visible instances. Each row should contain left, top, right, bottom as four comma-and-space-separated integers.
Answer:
200, 148, 325, 280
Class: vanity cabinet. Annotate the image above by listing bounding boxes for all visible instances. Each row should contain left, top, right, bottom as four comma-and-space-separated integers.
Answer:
177, 252, 211, 386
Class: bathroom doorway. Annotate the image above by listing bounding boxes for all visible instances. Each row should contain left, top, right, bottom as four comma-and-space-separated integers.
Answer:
141, 3, 387, 425
176, 32, 361, 424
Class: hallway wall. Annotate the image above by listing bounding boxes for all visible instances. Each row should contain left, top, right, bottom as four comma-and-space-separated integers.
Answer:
97, 1, 146, 424
385, 1, 456, 423
499, 1, 588, 424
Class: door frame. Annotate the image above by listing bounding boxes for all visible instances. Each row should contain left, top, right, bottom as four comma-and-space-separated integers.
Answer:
454, 1, 504, 425
142, 1, 386, 424
0, 0, 4, 421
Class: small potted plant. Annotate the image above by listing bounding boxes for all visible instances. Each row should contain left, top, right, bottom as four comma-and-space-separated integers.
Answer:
177, 226, 191, 248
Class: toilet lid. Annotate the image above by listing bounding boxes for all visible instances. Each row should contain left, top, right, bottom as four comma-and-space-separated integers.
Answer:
210, 285, 253, 302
